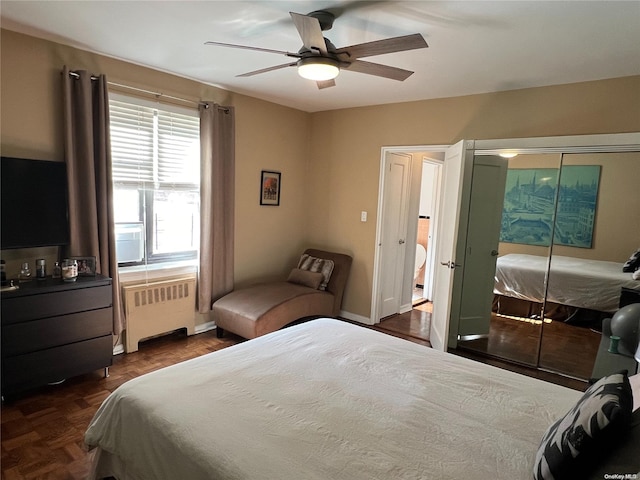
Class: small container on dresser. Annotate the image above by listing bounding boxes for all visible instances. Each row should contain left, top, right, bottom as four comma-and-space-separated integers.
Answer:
61, 258, 78, 282
35, 258, 46, 280
18, 262, 32, 283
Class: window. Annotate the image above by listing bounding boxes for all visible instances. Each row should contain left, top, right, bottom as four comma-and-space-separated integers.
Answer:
109, 94, 200, 266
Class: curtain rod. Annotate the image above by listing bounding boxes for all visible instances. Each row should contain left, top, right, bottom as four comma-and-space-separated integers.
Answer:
67, 70, 229, 112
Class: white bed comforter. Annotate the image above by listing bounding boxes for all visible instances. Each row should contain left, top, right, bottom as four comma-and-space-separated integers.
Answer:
494, 253, 640, 312
85, 318, 579, 480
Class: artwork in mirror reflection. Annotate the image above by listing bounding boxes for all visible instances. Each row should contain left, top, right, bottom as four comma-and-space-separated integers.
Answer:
500, 165, 600, 248
554, 165, 601, 248
500, 168, 558, 246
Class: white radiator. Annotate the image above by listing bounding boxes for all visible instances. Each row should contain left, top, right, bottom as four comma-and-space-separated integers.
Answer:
123, 276, 196, 353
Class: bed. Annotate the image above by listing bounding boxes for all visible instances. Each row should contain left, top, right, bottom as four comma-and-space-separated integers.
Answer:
494, 253, 640, 313
85, 318, 638, 480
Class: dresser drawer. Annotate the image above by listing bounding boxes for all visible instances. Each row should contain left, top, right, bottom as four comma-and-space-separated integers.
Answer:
1, 335, 113, 396
1, 284, 112, 324
2, 307, 112, 357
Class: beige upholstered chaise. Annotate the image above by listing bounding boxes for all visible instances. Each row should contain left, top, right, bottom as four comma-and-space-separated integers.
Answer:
213, 249, 352, 339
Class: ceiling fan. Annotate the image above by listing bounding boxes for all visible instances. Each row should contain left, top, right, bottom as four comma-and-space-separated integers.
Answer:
205, 10, 428, 89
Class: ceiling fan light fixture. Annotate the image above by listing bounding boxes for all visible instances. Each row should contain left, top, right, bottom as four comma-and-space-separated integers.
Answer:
297, 57, 340, 81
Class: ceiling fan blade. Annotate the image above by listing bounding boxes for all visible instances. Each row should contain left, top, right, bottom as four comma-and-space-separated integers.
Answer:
237, 62, 297, 78
344, 60, 414, 81
205, 41, 301, 58
335, 33, 427, 59
290, 12, 328, 55
316, 79, 336, 89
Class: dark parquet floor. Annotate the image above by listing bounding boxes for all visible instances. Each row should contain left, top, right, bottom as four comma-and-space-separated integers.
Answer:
1, 307, 590, 478
372, 301, 432, 346
1, 329, 244, 479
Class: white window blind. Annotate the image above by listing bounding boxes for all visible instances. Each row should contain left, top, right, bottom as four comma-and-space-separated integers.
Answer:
110, 100, 155, 184
109, 96, 200, 188
158, 110, 200, 186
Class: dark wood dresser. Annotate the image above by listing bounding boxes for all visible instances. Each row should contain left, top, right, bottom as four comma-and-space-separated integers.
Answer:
1, 275, 113, 400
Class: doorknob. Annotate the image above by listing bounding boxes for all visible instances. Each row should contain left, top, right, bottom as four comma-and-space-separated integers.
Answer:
491, 250, 499, 256
399, 239, 405, 244
440, 260, 461, 269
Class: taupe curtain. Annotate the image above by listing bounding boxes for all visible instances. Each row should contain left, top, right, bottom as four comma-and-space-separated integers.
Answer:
62, 66, 125, 337
198, 103, 235, 313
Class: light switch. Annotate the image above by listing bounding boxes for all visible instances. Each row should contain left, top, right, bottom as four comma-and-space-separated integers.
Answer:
361, 211, 367, 222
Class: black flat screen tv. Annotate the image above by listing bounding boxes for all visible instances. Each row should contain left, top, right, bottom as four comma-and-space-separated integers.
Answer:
1, 157, 70, 249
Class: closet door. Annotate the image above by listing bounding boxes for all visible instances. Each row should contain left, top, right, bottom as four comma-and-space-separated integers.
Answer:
377, 152, 411, 320
457, 156, 507, 338
457, 153, 561, 366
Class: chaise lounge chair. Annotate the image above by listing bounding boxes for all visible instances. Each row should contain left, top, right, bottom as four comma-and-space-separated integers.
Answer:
212, 249, 352, 339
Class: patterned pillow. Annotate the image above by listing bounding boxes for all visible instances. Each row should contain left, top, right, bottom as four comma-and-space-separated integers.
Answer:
622, 248, 640, 273
297, 254, 334, 291
533, 371, 633, 480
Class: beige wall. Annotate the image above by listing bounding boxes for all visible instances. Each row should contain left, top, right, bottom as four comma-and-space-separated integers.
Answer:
1, 29, 311, 304
553, 152, 640, 262
2, 28, 640, 323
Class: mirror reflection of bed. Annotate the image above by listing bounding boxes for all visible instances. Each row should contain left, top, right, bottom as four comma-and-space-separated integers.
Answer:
456, 151, 640, 381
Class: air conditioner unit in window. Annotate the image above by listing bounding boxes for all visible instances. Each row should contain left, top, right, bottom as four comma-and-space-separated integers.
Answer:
115, 222, 144, 263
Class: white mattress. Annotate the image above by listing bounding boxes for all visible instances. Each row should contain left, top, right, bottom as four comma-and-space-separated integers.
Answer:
494, 253, 640, 312
85, 318, 579, 480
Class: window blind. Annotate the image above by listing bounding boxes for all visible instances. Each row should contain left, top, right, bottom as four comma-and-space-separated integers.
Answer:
157, 111, 200, 186
109, 98, 199, 187
110, 100, 155, 184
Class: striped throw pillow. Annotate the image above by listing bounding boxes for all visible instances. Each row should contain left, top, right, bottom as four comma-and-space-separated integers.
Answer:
297, 254, 335, 291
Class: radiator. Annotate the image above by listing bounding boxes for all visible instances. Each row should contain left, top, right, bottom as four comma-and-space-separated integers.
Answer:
123, 276, 196, 353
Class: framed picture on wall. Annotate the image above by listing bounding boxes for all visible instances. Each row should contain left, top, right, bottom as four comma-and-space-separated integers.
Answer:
260, 170, 281, 206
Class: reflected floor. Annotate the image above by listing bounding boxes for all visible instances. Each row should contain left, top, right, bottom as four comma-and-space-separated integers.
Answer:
457, 313, 600, 380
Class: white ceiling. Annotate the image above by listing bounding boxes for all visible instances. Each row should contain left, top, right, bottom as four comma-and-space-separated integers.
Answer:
2, 1, 639, 112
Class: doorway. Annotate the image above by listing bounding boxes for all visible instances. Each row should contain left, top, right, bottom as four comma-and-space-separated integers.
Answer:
414, 158, 443, 306
372, 145, 448, 325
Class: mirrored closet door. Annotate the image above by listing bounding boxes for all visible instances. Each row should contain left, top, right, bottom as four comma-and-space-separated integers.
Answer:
457, 144, 639, 381
539, 151, 640, 379
458, 153, 560, 367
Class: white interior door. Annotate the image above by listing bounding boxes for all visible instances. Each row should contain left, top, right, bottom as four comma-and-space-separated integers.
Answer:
430, 140, 472, 351
378, 152, 411, 319
457, 155, 508, 337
